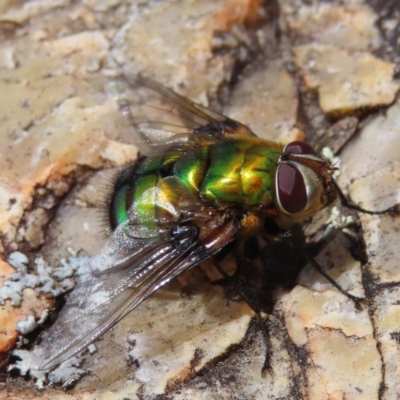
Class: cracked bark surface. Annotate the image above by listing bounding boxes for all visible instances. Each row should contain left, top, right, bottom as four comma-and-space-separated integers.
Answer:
0, 0, 400, 399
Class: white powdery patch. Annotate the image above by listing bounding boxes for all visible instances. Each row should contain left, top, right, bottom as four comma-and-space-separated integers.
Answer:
8, 349, 88, 389
321, 146, 341, 179
87, 344, 97, 354
47, 357, 89, 388
38, 308, 50, 324
16, 309, 50, 335
17, 314, 38, 335
0, 252, 93, 306
326, 206, 356, 234
1, 251, 95, 387
0, 252, 58, 306
51, 254, 93, 280
8, 350, 48, 389
9, 252, 29, 266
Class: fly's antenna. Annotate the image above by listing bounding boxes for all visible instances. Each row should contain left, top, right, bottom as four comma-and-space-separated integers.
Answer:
332, 179, 400, 216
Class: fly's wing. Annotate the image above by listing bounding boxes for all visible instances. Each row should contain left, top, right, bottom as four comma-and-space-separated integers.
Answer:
33, 177, 239, 371
106, 75, 256, 155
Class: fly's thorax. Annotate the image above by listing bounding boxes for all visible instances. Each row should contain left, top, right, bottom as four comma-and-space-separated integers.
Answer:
173, 136, 282, 211
274, 141, 337, 225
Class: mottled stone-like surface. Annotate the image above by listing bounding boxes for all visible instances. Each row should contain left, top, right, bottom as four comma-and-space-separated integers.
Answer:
225, 59, 303, 143
293, 44, 399, 115
284, 2, 381, 50
1, 0, 400, 399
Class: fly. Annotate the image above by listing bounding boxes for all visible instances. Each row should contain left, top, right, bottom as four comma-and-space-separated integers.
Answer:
32, 76, 399, 372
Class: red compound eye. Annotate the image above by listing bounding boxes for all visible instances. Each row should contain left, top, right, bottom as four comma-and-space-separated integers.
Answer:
277, 163, 307, 214
284, 141, 316, 155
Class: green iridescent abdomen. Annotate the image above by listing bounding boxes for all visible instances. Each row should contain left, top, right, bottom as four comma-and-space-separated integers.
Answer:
174, 137, 281, 210
109, 152, 181, 228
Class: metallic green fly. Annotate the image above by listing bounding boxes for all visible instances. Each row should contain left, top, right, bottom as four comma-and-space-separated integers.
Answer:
33, 76, 399, 372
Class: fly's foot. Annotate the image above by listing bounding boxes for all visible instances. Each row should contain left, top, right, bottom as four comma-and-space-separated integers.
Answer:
385, 204, 400, 216
308, 256, 367, 311
345, 293, 365, 312
261, 354, 273, 376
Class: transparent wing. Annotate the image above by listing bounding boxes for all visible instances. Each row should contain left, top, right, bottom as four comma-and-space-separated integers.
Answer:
106, 75, 256, 155
34, 177, 239, 370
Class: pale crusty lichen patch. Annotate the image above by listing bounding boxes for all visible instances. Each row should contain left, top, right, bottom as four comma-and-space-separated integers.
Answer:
340, 98, 400, 195
0, 0, 68, 25
293, 44, 400, 115
375, 287, 400, 400
225, 60, 302, 143
0, 0, 135, 371
112, 0, 264, 101
135, 313, 252, 396
1, 0, 400, 398
284, 287, 372, 347
41, 31, 110, 74
339, 98, 400, 284
299, 232, 365, 298
361, 215, 400, 283
306, 328, 381, 400
0, 289, 50, 354
0, 95, 136, 247
0, 259, 51, 357
284, 3, 381, 51
1, 0, 269, 395
334, 88, 400, 400
0, 25, 136, 249
69, 270, 253, 395
283, 284, 381, 400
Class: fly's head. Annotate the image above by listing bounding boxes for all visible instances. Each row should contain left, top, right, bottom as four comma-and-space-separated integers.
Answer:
274, 141, 337, 225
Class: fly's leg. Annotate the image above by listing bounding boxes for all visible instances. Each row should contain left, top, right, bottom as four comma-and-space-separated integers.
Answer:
170, 225, 199, 251
305, 253, 364, 310
299, 222, 365, 310
332, 180, 400, 216
309, 180, 399, 308
213, 255, 272, 374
